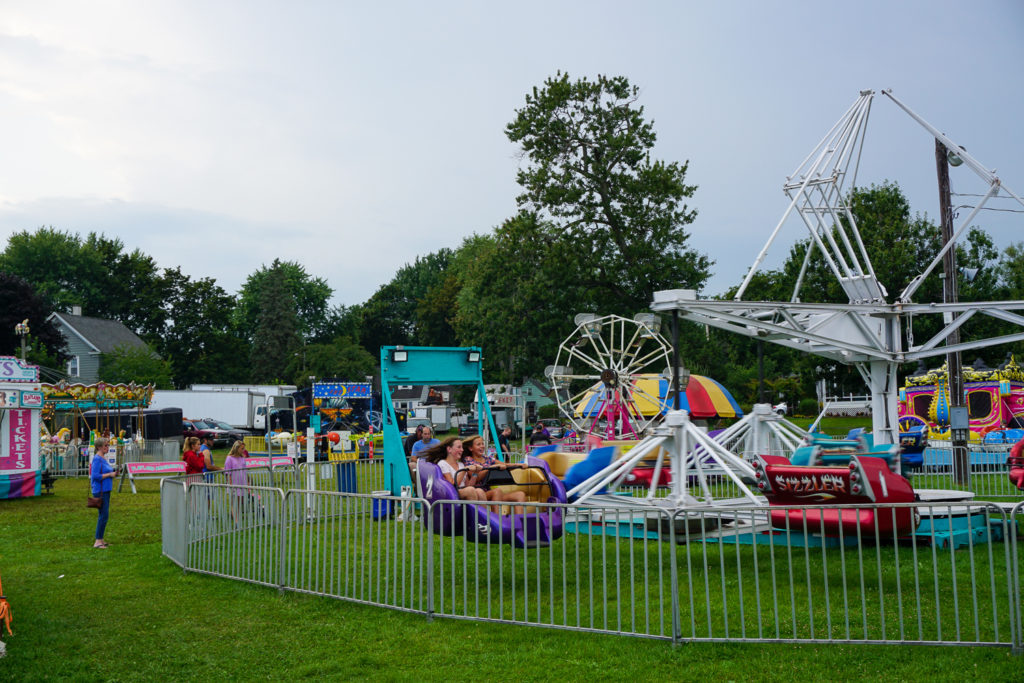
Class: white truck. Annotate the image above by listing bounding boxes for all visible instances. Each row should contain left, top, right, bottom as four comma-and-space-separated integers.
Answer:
190, 383, 297, 397
148, 390, 268, 431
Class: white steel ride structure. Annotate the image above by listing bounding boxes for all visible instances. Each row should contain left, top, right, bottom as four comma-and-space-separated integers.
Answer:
546, 313, 672, 440
650, 89, 1024, 448
565, 89, 1024, 509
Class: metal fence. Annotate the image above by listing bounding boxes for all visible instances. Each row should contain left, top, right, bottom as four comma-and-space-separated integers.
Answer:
43, 439, 184, 478
912, 442, 1024, 501
162, 468, 1024, 650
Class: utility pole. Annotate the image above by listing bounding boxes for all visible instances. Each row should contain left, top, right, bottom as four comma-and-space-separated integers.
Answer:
936, 138, 969, 485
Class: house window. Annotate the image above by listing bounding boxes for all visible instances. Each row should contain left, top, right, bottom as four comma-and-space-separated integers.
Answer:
67, 355, 80, 378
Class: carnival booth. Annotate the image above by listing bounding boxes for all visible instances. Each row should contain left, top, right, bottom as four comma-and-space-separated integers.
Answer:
0, 357, 44, 499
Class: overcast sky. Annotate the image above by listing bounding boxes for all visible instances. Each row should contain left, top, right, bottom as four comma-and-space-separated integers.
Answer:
1, 1, 1022, 309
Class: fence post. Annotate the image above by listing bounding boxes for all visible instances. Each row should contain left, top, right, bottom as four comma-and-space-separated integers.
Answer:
277, 488, 289, 593
1012, 502, 1023, 654
670, 509, 681, 646
425, 500, 434, 622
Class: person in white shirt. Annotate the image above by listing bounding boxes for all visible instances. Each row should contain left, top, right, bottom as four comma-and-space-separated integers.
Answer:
423, 436, 486, 502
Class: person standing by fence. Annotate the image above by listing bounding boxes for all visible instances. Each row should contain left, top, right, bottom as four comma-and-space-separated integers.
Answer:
182, 437, 205, 475
89, 437, 117, 548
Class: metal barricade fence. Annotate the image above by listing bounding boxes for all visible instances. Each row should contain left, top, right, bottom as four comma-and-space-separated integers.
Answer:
184, 482, 286, 587
913, 442, 1023, 500
430, 499, 676, 639
41, 443, 90, 477
164, 479, 1024, 650
160, 478, 187, 567
198, 467, 275, 489
668, 501, 1016, 647
281, 489, 430, 613
294, 459, 389, 495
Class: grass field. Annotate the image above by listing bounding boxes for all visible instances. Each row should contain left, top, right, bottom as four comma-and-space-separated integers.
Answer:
1, 477, 1021, 681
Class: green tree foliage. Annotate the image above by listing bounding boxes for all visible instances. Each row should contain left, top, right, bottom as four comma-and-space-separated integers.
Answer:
311, 304, 364, 345
506, 72, 711, 311
100, 344, 173, 388
158, 268, 249, 387
236, 259, 332, 341
359, 250, 453, 357
453, 217, 581, 382
286, 337, 377, 387
0, 227, 89, 312
249, 264, 302, 383
714, 181, 1004, 403
0, 270, 68, 368
0, 228, 168, 339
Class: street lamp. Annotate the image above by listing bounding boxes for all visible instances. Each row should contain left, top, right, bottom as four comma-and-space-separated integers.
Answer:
15, 319, 29, 361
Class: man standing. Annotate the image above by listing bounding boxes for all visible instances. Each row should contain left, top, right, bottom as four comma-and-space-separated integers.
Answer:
498, 426, 512, 455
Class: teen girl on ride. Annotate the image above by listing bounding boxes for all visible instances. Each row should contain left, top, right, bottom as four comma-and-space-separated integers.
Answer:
423, 436, 486, 502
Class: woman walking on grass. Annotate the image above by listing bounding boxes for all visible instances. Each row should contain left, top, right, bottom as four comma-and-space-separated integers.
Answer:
90, 437, 117, 548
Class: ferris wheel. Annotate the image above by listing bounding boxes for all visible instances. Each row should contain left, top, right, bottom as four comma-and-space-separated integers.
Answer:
545, 313, 673, 441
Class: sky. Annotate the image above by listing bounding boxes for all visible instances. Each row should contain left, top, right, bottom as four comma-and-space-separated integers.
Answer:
1, 1, 1022, 309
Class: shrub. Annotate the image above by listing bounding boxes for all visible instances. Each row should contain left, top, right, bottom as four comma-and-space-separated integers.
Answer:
798, 398, 819, 416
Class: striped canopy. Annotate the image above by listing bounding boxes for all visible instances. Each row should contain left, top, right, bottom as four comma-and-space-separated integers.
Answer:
575, 375, 743, 420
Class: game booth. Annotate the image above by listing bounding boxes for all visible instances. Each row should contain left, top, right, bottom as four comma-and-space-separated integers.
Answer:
0, 356, 44, 499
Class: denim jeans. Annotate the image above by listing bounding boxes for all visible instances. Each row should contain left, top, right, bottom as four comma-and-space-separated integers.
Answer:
95, 491, 111, 540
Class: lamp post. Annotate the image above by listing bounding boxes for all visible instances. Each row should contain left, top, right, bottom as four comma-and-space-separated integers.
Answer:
15, 320, 29, 362
936, 137, 969, 485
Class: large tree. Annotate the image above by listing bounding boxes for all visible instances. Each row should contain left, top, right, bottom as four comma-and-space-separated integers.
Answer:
453, 216, 582, 382
0, 270, 68, 370
506, 72, 712, 311
358, 250, 453, 357
100, 344, 174, 389
249, 264, 302, 383
0, 228, 168, 338
158, 268, 249, 387
285, 337, 377, 388
236, 259, 332, 341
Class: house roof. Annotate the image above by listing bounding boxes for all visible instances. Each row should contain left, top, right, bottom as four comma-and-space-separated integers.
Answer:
47, 313, 149, 354
391, 386, 428, 401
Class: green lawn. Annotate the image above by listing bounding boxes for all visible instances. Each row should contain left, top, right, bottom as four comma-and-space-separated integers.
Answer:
1, 478, 1021, 681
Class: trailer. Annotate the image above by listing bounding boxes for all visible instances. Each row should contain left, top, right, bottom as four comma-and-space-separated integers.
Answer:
148, 390, 266, 431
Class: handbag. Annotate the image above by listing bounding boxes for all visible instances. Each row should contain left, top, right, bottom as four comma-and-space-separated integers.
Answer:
86, 494, 102, 508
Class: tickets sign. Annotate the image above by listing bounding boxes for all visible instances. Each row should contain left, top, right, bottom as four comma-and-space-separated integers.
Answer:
2, 409, 32, 470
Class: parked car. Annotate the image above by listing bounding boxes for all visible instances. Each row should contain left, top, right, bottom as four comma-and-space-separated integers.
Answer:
201, 418, 250, 445
458, 418, 479, 437
183, 418, 232, 447
404, 416, 433, 436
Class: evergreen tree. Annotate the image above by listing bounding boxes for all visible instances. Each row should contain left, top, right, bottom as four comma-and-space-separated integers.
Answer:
249, 262, 302, 383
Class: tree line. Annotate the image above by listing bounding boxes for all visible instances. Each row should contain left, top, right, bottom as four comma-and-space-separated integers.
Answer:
2, 72, 1023, 409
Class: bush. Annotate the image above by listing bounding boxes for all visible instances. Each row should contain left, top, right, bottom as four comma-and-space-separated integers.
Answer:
798, 398, 819, 416
537, 404, 559, 419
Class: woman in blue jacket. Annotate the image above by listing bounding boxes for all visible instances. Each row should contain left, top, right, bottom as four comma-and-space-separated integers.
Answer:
90, 437, 117, 548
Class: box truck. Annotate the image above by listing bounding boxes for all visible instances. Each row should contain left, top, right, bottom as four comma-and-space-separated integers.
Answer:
148, 390, 267, 432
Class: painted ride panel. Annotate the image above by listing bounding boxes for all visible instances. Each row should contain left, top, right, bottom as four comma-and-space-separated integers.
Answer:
753, 454, 917, 538
416, 456, 567, 548
898, 357, 1024, 442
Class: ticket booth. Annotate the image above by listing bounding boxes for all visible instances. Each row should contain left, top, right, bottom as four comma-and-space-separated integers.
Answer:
0, 356, 43, 499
